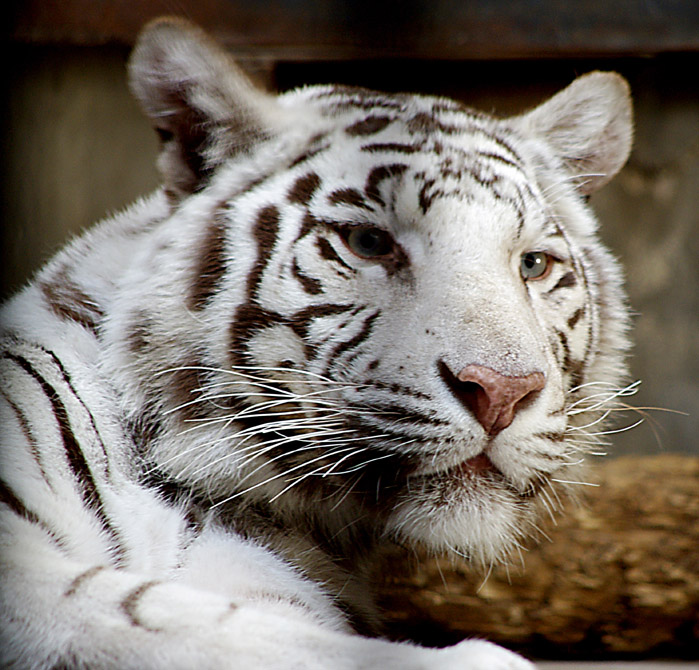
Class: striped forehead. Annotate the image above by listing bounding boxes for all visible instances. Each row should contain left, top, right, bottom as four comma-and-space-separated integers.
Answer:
299, 84, 524, 159
287, 86, 544, 232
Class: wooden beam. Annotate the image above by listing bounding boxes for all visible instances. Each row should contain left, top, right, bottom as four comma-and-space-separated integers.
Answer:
377, 455, 699, 660
11, 0, 699, 59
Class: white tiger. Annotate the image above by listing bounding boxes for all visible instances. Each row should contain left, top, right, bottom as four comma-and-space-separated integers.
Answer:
0, 17, 634, 670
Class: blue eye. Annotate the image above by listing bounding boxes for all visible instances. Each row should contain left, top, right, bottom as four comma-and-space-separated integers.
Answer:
520, 251, 552, 280
344, 226, 394, 259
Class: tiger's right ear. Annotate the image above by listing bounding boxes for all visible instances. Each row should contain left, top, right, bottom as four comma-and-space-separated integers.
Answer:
515, 72, 633, 195
128, 17, 278, 200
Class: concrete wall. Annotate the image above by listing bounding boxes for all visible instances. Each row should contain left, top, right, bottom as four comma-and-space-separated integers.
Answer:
3, 45, 697, 456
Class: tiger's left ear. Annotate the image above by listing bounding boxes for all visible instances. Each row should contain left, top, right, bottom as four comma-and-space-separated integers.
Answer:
128, 17, 280, 200
516, 72, 633, 194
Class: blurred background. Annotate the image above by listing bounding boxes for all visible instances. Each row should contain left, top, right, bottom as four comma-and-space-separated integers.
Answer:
4, 0, 698, 458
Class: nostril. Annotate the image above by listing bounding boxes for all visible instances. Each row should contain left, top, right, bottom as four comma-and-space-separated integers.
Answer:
438, 363, 488, 418
438, 361, 488, 418
438, 360, 545, 436
515, 387, 542, 412
455, 381, 484, 410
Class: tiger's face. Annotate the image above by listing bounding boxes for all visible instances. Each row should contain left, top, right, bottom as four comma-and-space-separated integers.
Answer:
117, 20, 633, 564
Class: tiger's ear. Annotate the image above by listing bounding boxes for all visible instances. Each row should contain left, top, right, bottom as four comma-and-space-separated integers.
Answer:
517, 72, 633, 194
128, 17, 278, 199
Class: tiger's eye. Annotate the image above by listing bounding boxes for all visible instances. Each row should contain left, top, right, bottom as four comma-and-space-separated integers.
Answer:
345, 227, 394, 259
520, 251, 551, 280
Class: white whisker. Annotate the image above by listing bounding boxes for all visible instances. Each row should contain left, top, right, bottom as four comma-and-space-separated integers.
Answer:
579, 418, 644, 437
566, 409, 613, 432
322, 451, 395, 477
214, 446, 360, 507
550, 478, 599, 487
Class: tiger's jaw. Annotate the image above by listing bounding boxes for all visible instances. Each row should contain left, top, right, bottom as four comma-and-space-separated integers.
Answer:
384, 448, 546, 564
380, 404, 579, 564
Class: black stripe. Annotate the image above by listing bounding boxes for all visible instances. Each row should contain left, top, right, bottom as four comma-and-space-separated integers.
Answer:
288, 172, 321, 206
476, 150, 522, 170
42, 347, 112, 475
293, 211, 323, 245
287, 303, 357, 341
292, 258, 323, 295
576, 249, 595, 377
417, 176, 439, 214
357, 403, 448, 427
328, 187, 373, 211
0, 477, 39, 523
567, 307, 584, 329
362, 380, 431, 402
481, 131, 526, 166
556, 329, 570, 367
246, 205, 281, 300
319, 91, 404, 110
507, 182, 528, 240
361, 142, 420, 154
316, 236, 356, 274
189, 210, 228, 311
7, 354, 93, 484
513, 204, 526, 240
121, 581, 161, 632
328, 310, 380, 366
364, 163, 408, 206
463, 162, 499, 190
4, 352, 125, 561
0, 477, 67, 549
64, 565, 106, 597
127, 312, 152, 355
289, 143, 328, 169
345, 115, 393, 137
344, 412, 436, 440
225, 202, 282, 366
0, 388, 50, 485
40, 267, 104, 337
531, 431, 566, 443
548, 271, 577, 292
407, 112, 459, 135
142, 469, 206, 536
319, 87, 405, 112
416, 121, 525, 166
430, 100, 469, 114
230, 303, 287, 366
168, 361, 212, 422
556, 330, 585, 389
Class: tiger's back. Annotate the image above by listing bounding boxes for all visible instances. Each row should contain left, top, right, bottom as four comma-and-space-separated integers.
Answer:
0, 17, 633, 670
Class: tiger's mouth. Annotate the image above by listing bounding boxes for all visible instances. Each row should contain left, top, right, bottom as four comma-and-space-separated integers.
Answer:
456, 452, 498, 476
447, 451, 512, 491
406, 448, 503, 485
415, 447, 546, 502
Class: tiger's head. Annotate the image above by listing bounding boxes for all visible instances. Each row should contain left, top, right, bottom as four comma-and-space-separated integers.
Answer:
112, 18, 633, 565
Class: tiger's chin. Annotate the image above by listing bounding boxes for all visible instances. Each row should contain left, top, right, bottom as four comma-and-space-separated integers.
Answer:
385, 458, 540, 565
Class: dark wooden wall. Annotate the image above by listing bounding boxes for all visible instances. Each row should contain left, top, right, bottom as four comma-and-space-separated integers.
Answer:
12, 0, 699, 58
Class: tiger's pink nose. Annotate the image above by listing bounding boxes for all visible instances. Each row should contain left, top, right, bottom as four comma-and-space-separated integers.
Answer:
440, 362, 545, 436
